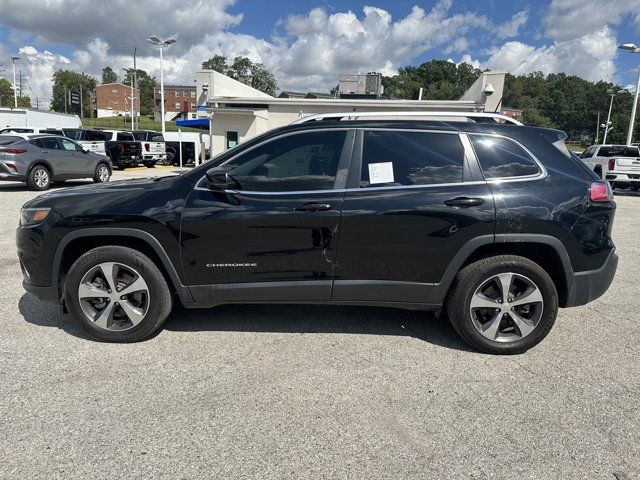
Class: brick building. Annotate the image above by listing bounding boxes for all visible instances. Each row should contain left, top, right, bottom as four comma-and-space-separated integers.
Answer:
91, 83, 140, 118
154, 85, 197, 121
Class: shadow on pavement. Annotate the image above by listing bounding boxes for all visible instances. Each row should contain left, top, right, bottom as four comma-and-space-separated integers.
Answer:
0, 180, 93, 192
19, 293, 472, 352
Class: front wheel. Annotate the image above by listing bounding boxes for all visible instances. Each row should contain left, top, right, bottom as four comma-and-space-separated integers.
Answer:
446, 255, 558, 354
93, 163, 111, 183
163, 151, 175, 166
64, 246, 173, 342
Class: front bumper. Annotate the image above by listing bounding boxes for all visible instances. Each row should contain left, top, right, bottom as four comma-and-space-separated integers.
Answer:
22, 280, 60, 303
565, 249, 618, 307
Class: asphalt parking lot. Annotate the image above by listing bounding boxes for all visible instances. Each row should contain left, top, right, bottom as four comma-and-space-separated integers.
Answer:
0, 169, 638, 480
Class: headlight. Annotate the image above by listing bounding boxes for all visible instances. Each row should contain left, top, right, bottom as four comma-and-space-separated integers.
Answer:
20, 208, 51, 226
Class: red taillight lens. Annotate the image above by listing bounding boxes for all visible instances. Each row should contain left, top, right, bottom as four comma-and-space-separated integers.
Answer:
145, 143, 150, 152
590, 181, 613, 202
119, 143, 125, 153
608, 159, 615, 171
0, 148, 27, 154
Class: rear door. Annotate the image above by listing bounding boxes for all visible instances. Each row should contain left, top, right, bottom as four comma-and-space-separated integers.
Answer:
33, 136, 64, 175
334, 128, 496, 305
180, 129, 354, 303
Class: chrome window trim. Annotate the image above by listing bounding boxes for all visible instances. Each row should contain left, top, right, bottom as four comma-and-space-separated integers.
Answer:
467, 132, 548, 183
194, 128, 548, 195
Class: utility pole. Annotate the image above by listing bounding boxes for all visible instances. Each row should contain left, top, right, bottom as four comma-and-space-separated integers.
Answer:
595, 112, 600, 144
64, 88, 67, 114
133, 47, 137, 130
19, 70, 22, 100
80, 84, 83, 118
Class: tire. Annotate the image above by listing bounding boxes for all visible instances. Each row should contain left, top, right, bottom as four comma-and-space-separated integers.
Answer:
27, 164, 51, 191
64, 246, 173, 342
446, 255, 558, 355
631, 185, 639, 192
93, 163, 111, 183
142, 161, 156, 168
163, 151, 175, 166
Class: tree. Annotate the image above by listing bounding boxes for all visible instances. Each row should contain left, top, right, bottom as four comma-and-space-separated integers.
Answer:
101, 66, 118, 84
16, 96, 31, 108
200, 55, 277, 96
51, 69, 97, 117
0, 78, 13, 107
201, 55, 228, 73
123, 69, 157, 115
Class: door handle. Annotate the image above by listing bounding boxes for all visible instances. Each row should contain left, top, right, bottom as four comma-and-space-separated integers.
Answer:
295, 202, 333, 212
443, 197, 485, 208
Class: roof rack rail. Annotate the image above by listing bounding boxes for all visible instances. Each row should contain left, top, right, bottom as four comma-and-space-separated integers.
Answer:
290, 111, 523, 126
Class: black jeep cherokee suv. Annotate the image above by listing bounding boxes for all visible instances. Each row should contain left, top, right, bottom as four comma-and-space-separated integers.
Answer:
16, 118, 618, 354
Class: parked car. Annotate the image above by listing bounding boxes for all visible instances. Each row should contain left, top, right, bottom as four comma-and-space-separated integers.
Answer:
17, 113, 617, 353
0, 134, 111, 190
132, 130, 167, 167
579, 144, 640, 190
53, 128, 108, 156
101, 130, 142, 169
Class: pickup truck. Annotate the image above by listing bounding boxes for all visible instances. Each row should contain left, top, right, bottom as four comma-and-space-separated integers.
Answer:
40, 128, 107, 156
132, 131, 167, 167
99, 130, 142, 169
580, 144, 640, 190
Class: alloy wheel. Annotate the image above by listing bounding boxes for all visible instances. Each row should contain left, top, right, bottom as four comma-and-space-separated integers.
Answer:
469, 272, 544, 343
98, 165, 109, 182
77, 262, 150, 331
34, 169, 49, 188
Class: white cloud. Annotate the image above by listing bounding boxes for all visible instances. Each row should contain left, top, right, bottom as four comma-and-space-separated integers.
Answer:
496, 10, 529, 39
478, 26, 618, 82
544, 0, 640, 41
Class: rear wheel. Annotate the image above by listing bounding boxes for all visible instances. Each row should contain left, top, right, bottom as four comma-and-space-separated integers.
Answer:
27, 165, 51, 190
163, 151, 175, 166
93, 163, 111, 183
446, 255, 558, 354
64, 246, 173, 342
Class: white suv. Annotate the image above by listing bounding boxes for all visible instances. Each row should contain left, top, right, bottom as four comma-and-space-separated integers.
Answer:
580, 144, 640, 190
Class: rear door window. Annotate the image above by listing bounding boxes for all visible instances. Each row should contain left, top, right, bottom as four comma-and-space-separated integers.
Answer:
360, 130, 465, 187
470, 135, 540, 179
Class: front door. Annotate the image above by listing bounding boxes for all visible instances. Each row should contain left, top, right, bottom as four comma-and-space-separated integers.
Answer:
57, 138, 94, 177
181, 129, 354, 304
334, 129, 496, 305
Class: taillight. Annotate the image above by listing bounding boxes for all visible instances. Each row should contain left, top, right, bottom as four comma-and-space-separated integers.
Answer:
0, 148, 27, 154
589, 181, 613, 202
119, 144, 125, 153
608, 159, 615, 171
145, 143, 150, 152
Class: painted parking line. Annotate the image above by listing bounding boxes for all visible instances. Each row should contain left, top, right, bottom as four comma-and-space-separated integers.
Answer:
155, 165, 175, 169
124, 166, 148, 171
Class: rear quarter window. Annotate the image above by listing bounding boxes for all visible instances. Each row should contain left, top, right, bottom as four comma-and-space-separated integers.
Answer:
470, 135, 540, 179
116, 132, 134, 141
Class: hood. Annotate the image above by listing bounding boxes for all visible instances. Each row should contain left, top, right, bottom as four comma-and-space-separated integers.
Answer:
23, 175, 181, 210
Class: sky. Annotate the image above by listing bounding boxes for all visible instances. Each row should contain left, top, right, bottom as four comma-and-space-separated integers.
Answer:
1, 0, 640, 108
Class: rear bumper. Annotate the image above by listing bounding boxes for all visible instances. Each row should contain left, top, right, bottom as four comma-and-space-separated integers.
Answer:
606, 173, 640, 183
565, 250, 618, 307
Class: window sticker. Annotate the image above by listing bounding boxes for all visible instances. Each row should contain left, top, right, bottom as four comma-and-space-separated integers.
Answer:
368, 162, 395, 184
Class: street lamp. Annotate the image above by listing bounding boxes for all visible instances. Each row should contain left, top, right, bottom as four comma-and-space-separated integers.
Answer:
619, 43, 640, 146
602, 88, 623, 145
146, 35, 176, 133
11, 56, 20, 108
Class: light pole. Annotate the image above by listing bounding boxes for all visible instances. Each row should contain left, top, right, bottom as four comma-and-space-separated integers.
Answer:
602, 88, 623, 145
123, 68, 136, 131
146, 36, 176, 133
11, 56, 20, 108
619, 43, 640, 146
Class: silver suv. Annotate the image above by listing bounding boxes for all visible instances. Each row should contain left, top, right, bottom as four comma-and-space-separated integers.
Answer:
0, 134, 112, 190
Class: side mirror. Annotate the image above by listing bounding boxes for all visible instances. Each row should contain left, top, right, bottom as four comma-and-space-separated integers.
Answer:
205, 167, 235, 190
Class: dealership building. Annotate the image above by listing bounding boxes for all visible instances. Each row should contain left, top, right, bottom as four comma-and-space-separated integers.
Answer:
193, 70, 507, 155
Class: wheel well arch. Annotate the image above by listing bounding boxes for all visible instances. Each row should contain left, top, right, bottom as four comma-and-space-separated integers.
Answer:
55, 230, 193, 305
28, 160, 53, 175
458, 242, 569, 307
594, 165, 602, 177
